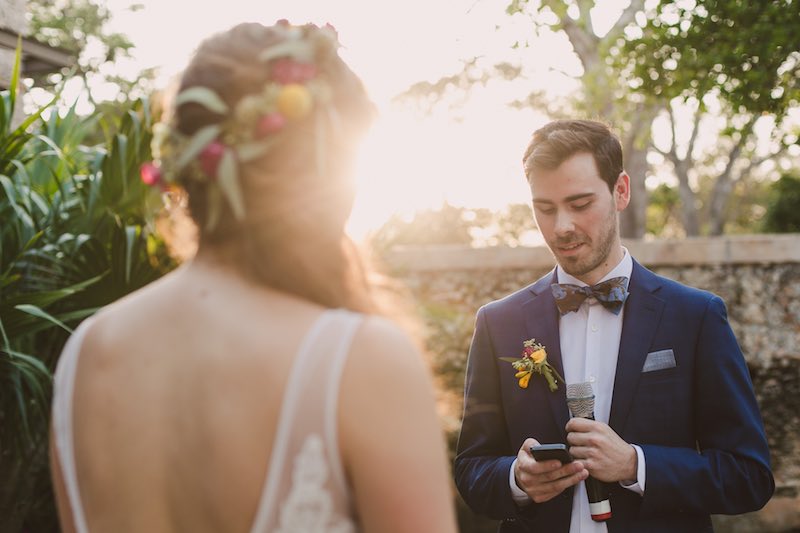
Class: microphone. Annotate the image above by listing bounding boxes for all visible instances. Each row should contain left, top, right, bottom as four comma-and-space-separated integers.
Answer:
566, 382, 612, 522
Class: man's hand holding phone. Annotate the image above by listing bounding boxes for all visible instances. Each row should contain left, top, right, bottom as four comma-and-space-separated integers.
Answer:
514, 438, 588, 504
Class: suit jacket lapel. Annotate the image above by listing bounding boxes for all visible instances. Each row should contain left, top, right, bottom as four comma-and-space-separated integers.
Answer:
522, 270, 570, 441
609, 260, 665, 432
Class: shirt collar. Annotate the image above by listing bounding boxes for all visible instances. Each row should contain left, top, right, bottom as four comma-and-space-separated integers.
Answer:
556, 247, 633, 287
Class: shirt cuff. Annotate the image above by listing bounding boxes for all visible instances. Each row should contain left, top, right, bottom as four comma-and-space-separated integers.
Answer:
509, 458, 532, 505
619, 444, 645, 495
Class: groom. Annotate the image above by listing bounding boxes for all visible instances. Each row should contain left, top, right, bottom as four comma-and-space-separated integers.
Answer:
454, 119, 774, 532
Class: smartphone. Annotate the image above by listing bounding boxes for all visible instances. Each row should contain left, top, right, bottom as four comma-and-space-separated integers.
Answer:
530, 443, 573, 464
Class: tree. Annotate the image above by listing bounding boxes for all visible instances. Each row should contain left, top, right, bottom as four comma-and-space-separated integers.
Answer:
398, 0, 800, 238
26, 0, 154, 108
623, 0, 800, 235
762, 173, 800, 233
646, 182, 681, 237
503, 0, 658, 238
396, 1, 657, 237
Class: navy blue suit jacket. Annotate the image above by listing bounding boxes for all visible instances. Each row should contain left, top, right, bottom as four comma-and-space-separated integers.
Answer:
454, 260, 774, 532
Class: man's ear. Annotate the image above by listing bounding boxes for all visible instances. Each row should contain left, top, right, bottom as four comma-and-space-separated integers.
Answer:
614, 172, 631, 211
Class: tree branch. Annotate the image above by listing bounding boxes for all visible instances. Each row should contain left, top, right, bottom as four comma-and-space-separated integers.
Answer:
608, 0, 645, 41
738, 139, 791, 179
545, 0, 600, 72
576, 0, 595, 36
685, 103, 703, 167
666, 104, 679, 161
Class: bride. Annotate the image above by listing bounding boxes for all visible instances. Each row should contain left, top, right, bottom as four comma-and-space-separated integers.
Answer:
50, 21, 457, 533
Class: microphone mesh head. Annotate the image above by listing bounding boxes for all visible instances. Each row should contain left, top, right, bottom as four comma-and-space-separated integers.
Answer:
566, 381, 595, 418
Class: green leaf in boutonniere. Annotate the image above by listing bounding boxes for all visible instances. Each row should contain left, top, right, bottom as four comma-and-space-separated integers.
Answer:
500, 339, 564, 391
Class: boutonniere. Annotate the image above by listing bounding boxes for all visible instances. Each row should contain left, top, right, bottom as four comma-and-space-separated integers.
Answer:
500, 339, 564, 391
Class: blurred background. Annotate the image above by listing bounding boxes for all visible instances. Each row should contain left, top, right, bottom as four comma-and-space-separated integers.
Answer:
1, 0, 798, 531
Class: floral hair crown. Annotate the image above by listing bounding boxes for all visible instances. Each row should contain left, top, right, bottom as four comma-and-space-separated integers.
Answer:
140, 21, 341, 229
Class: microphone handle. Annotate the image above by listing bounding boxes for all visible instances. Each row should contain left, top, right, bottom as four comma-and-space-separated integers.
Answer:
580, 413, 612, 522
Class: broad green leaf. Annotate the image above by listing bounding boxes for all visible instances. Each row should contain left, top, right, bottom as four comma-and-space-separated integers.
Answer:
3, 347, 50, 378
9, 39, 21, 110
14, 305, 74, 334
125, 225, 138, 284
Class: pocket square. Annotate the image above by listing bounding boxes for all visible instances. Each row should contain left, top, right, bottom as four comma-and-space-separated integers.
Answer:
642, 349, 676, 372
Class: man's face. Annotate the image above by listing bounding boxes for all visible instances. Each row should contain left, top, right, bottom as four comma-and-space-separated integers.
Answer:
529, 152, 629, 285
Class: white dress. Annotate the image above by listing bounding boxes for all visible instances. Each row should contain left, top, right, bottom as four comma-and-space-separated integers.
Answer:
51, 309, 363, 533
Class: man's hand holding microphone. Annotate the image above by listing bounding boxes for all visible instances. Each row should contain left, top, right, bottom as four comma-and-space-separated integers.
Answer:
514, 382, 638, 522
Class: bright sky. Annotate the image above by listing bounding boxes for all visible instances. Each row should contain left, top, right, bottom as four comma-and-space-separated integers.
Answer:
98, 0, 594, 239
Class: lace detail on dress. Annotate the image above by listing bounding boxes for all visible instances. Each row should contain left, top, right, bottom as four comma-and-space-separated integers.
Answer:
274, 434, 356, 533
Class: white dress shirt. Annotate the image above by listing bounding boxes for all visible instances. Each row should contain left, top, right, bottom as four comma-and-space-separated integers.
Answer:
509, 249, 646, 532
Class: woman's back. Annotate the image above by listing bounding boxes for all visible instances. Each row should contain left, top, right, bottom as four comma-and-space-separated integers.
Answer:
53, 263, 353, 532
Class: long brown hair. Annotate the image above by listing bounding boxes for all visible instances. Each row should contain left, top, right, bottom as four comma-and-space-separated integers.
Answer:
170, 22, 377, 312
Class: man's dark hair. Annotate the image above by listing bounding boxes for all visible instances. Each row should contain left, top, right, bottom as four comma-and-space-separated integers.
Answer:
522, 119, 624, 192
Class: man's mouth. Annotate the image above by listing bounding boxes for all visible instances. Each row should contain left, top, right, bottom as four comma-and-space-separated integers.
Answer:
557, 242, 584, 252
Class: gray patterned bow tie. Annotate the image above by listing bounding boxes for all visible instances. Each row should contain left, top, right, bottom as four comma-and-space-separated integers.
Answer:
551, 276, 629, 315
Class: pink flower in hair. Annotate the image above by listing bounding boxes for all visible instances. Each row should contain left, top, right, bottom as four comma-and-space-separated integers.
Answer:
271, 58, 318, 84
255, 112, 287, 137
199, 141, 226, 179
140, 162, 162, 187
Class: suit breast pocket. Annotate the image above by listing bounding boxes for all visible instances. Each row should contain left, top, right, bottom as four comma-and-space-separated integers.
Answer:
629, 371, 692, 444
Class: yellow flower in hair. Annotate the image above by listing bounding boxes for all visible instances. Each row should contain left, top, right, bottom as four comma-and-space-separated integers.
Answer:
277, 83, 313, 119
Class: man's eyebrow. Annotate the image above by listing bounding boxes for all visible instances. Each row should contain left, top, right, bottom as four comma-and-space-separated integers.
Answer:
532, 192, 596, 204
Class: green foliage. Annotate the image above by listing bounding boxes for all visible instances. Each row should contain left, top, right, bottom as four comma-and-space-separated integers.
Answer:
762, 173, 800, 233
646, 183, 682, 236
625, 0, 800, 116
27, 0, 153, 106
0, 50, 174, 530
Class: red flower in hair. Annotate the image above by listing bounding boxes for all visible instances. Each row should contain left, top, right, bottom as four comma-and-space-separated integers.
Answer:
199, 141, 226, 179
140, 162, 162, 187
271, 58, 318, 84
255, 112, 287, 137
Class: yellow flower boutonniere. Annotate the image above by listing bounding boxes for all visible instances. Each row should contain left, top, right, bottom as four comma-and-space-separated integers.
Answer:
500, 339, 564, 391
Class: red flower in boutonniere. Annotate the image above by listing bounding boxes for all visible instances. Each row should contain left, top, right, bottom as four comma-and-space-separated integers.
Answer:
500, 339, 564, 391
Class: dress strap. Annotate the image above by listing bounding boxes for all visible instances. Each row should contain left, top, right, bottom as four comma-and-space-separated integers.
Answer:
249, 308, 363, 533
51, 319, 95, 533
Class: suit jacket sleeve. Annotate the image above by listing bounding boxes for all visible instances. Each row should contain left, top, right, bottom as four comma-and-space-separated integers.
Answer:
639, 295, 774, 516
454, 306, 540, 522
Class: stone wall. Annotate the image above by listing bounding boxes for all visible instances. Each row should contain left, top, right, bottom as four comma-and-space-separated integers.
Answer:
382, 234, 800, 532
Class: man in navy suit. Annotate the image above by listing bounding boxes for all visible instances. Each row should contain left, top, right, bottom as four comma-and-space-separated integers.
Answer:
454, 119, 774, 532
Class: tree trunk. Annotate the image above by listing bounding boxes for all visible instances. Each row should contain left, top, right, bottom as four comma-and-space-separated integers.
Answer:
620, 141, 649, 238
675, 160, 700, 236
708, 122, 754, 235
619, 105, 659, 239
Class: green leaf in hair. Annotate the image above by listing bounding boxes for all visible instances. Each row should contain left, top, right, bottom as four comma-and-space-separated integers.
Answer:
217, 150, 246, 220
174, 87, 229, 115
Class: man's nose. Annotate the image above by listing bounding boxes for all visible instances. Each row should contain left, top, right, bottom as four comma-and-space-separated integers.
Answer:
554, 210, 575, 235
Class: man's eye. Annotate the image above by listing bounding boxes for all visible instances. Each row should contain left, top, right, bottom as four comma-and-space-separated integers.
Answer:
537, 207, 555, 215
572, 202, 591, 210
